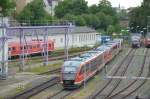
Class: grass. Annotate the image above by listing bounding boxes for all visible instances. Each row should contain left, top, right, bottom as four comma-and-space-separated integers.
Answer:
67, 75, 103, 99
25, 62, 63, 74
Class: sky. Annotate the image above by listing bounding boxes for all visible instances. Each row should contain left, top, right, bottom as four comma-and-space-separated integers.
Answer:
85, 0, 143, 9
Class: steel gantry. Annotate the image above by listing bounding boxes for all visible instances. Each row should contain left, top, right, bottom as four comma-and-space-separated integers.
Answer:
0, 20, 73, 79
0, 17, 9, 79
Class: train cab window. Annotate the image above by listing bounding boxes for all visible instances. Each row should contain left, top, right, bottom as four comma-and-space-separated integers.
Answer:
63, 66, 76, 73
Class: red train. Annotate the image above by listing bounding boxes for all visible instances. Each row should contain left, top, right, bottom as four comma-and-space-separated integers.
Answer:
61, 39, 123, 89
143, 34, 150, 48
8, 39, 54, 56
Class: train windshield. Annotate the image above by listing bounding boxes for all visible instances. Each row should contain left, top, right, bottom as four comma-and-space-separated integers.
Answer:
63, 66, 77, 73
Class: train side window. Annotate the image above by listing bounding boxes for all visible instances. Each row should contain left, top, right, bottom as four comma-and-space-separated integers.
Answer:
30, 45, 32, 49
8, 48, 11, 51
80, 66, 84, 74
33, 46, 36, 48
20, 47, 23, 50
98, 55, 103, 65
86, 63, 90, 71
12, 47, 16, 51
49, 44, 51, 48
37, 44, 40, 48
24, 46, 27, 50
91, 60, 97, 71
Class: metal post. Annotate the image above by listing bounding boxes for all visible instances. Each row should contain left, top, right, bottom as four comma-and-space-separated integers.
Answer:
147, 16, 150, 35
0, 17, 8, 79
64, 24, 70, 60
19, 29, 24, 71
84, 65, 86, 90
43, 28, 48, 66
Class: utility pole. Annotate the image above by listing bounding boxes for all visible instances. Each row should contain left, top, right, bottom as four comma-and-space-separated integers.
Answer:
147, 16, 150, 35
0, 15, 8, 79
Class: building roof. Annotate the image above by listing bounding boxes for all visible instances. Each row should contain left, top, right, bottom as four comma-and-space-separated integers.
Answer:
6, 26, 98, 37
48, 26, 97, 35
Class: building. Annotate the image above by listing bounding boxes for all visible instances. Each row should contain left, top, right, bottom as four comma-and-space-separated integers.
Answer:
120, 17, 129, 27
15, 0, 61, 15
15, 0, 33, 13
43, 0, 61, 16
48, 26, 98, 49
8, 26, 98, 49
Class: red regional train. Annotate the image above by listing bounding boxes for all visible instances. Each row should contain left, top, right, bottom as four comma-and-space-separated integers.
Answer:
143, 33, 150, 48
61, 39, 123, 89
8, 39, 54, 56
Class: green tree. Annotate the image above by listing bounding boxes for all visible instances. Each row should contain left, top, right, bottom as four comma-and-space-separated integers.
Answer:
88, 4, 99, 14
0, 0, 15, 16
129, 0, 150, 32
16, 0, 51, 24
107, 25, 115, 35
98, 0, 111, 7
55, 0, 88, 18
63, 14, 86, 26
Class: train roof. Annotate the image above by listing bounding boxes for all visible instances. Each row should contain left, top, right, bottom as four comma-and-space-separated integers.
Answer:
63, 49, 104, 67
63, 39, 121, 68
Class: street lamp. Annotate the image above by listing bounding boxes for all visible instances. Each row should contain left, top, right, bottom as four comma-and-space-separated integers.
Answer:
136, 26, 139, 33
143, 28, 147, 37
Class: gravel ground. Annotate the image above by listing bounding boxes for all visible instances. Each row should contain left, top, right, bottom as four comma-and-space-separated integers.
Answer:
110, 48, 146, 96
8, 60, 63, 75
0, 72, 57, 98
89, 48, 150, 99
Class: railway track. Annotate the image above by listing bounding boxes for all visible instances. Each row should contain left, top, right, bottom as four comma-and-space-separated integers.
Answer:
89, 49, 136, 99
9, 51, 86, 63
109, 49, 150, 99
9, 77, 60, 99
48, 89, 73, 99
38, 68, 61, 75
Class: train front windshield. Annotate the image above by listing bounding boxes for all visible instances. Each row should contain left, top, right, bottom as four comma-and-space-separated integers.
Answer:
63, 66, 77, 80
63, 67, 76, 73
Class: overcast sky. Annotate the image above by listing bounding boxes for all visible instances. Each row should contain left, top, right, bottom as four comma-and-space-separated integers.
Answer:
85, 0, 143, 9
